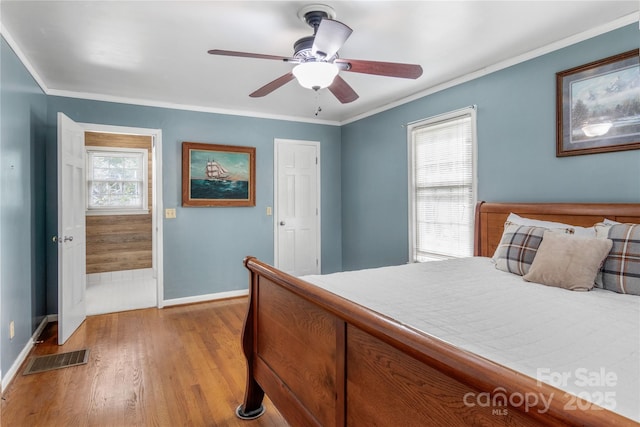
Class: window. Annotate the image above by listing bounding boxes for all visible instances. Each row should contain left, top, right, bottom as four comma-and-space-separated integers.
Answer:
408, 107, 477, 261
86, 147, 148, 215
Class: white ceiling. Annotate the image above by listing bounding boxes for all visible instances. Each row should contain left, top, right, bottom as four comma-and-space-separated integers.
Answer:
1, 1, 637, 124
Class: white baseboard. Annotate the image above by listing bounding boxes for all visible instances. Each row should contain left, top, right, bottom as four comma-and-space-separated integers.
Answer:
1, 316, 50, 391
162, 289, 248, 307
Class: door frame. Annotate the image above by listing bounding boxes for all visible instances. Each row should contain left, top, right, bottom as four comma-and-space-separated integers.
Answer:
273, 138, 321, 273
80, 123, 164, 308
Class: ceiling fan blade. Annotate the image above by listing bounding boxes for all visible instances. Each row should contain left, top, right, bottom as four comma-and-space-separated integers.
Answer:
335, 58, 423, 79
312, 19, 353, 59
328, 75, 359, 104
249, 72, 295, 98
208, 49, 293, 62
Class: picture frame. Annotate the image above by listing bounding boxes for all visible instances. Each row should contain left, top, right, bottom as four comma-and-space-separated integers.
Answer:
182, 142, 256, 207
556, 49, 640, 157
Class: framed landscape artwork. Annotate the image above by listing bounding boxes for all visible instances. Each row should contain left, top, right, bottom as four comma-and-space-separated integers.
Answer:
182, 142, 256, 207
556, 49, 640, 157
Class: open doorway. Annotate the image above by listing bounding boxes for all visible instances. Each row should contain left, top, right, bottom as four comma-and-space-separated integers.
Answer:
81, 124, 163, 315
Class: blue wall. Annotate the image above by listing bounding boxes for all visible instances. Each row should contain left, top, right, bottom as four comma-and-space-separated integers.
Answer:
0, 37, 48, 377
45, 97, 343, 305
341, 24, 640, 271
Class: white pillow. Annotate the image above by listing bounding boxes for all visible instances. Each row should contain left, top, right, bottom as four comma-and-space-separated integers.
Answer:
602, 218, 620, 225
506, 213, 596, 238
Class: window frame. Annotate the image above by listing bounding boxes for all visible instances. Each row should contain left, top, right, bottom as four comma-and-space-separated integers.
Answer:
85, 146, 149, 216
407, 106, 478, 262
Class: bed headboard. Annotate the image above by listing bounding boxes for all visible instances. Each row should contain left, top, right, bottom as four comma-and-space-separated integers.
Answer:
474, 201, 640, 257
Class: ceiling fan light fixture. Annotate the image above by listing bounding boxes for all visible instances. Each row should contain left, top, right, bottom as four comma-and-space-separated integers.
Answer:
292, 62, 339, 90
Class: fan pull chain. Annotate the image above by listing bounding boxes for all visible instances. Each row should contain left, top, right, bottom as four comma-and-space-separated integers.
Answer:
314, 90, 322, 116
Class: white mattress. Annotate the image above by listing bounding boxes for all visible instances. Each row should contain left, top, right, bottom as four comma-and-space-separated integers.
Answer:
303, 257, 640, 422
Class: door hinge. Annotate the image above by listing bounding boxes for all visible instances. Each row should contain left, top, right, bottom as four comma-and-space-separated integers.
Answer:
316, 157, 318, 165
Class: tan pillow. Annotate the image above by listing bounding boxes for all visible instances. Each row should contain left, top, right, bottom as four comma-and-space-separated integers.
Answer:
523, 231, 613, 291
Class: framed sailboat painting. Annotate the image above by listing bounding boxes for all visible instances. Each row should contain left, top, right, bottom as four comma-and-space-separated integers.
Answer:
182, 142, 255, 207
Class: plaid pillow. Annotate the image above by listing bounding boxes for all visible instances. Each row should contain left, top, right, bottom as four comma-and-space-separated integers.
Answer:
493, 222, 573, 276
600, 224, 640, 295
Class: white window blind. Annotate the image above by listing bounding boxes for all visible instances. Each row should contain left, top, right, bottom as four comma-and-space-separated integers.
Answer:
409, 107, 476, 261
86, 147, 148, 214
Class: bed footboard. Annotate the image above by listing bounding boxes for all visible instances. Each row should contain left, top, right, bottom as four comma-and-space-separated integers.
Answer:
238, 255, 637, 426
238, 258, 343, 426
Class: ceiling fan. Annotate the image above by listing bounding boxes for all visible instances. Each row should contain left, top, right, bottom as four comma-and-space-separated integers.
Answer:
208, 4, 423, 104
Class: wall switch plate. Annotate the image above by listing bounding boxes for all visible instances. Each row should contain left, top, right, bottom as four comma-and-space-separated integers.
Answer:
266, 206, 272, 216
165, 208, 176, 219
9, 320, 15, 340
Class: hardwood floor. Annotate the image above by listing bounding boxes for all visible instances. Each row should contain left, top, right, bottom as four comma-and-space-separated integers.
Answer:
1, 298, 289, 427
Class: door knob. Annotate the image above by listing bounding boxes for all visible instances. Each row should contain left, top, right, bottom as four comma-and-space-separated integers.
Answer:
279, 221, 286, 226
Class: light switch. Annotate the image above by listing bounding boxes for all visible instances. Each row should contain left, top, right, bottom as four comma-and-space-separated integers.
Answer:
165, 208, 176, 219
266, 206, 272, 216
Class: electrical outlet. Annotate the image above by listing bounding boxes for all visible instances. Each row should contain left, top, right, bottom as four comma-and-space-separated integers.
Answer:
9, 320, 15, 340
165, 208, 176, 219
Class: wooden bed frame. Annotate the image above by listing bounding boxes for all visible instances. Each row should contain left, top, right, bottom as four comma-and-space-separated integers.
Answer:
237, 202, 640, 426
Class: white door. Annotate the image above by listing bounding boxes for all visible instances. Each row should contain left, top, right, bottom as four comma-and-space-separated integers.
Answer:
274, 139, 320, 276
57, 113, 87, 344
